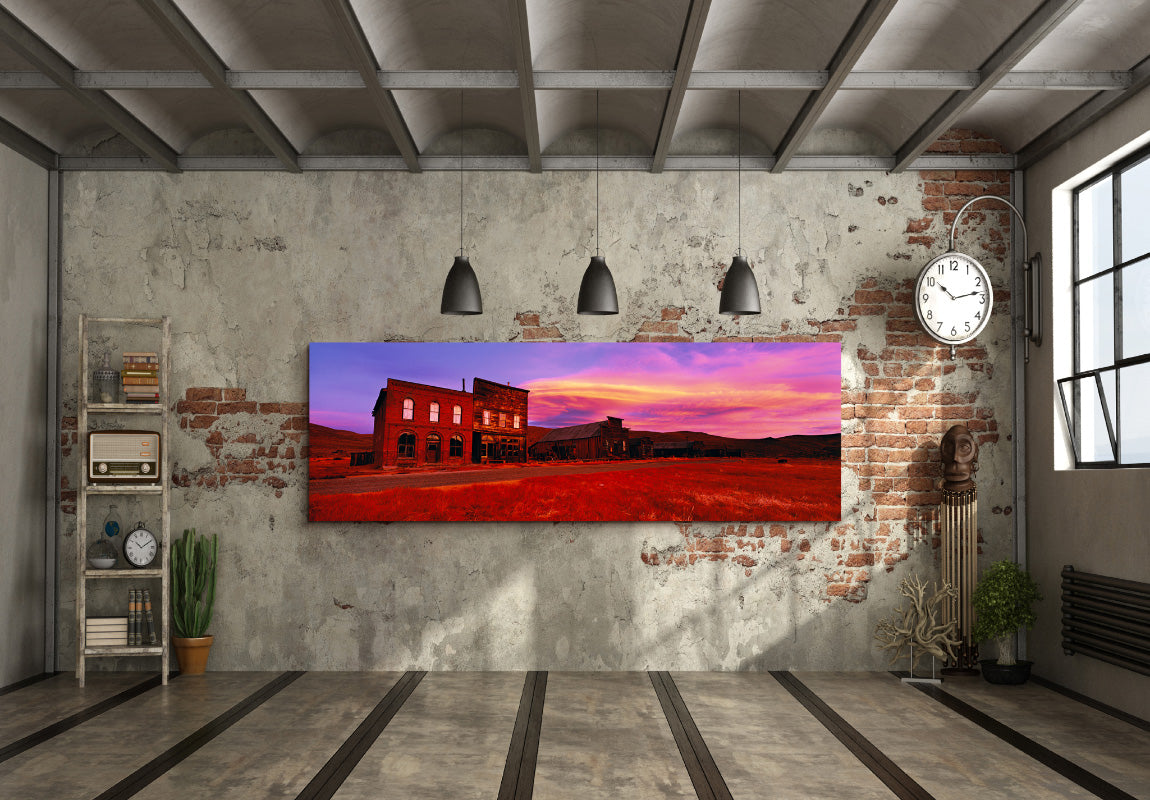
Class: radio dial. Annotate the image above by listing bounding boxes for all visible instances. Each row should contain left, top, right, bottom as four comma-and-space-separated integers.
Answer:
97, 462, 108, 474
140, 463, 151, 474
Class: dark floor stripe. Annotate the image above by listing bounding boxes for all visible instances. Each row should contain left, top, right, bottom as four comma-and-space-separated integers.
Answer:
0, 673, 163, 764
771, 671, 934, 800
498, 671, 548, 800
649, 672, 732, 800
294, 670, 425, 800
92, 670, 304, 800
907, 681, 1139, 800
0, 671, 58, 697
1030, 675, 1150, 732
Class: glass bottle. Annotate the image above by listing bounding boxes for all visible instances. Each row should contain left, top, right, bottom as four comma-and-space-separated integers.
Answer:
93, 351, 118, 404
86, 504, 121, 569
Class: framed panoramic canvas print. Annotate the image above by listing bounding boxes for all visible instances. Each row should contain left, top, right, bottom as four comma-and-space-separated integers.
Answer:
308, 342, 841, 522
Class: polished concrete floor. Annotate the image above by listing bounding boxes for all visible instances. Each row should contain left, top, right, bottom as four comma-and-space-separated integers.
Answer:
0, 670, 1147, 800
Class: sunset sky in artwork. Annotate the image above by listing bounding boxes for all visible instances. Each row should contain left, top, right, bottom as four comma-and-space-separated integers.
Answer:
309, 342, 840, 439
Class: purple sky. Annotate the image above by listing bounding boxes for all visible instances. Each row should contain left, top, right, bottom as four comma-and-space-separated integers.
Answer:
309, 342, 840, 439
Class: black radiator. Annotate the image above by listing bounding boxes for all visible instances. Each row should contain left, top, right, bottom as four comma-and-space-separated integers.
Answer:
1062, 566, 1150, 677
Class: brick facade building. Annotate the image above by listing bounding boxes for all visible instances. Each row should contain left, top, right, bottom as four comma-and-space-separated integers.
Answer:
371, 379, 473, 467
472, 378, 530, 463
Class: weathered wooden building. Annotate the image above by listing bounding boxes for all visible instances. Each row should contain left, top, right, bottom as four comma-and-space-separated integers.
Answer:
472, 378, 530, 463
530, 417, 628, 461
371, 379, 473, 467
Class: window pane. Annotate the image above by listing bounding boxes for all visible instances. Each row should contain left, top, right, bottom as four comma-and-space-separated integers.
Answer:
1121, 257, 1150, 359
1078, 273, 1113, 371
1060, 376, 1114, 462
1121, 156, 1150, 262
1119, 362, 1150, 463
1078, 176, 1113, 278
1100, 369, 1117, 433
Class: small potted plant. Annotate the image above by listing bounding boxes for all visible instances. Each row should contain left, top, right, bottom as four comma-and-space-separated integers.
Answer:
972, 559, 1041, 684
171, 527, 218, 674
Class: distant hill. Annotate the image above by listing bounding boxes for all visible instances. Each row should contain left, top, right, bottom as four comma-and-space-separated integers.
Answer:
528, 422, 839, 459
308, 424, 373, 458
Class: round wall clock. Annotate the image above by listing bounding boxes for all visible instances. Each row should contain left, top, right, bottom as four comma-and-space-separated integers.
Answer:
123, 522, 159, 568
914, 251, 993, 351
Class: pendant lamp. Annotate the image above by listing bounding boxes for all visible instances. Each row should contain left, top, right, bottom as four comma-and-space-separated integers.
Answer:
578, 91, 618, 315
441, 91, 482, 315
719, 91, 761, 315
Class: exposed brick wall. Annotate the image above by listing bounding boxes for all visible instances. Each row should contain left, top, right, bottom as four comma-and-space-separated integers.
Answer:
638, 129, 1011, 603
171, 388, 307, 497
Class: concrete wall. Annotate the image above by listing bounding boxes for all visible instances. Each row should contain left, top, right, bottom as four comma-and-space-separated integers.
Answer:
1024, 87, 1150, 720
0, 144, 49, 686
57, 141, 1016, 671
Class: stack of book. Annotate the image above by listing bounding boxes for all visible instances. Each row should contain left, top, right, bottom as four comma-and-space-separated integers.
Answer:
122, 352, 159, 404
86, 616, 128, 647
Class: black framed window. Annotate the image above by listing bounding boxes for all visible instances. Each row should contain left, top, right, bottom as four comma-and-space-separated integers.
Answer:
1061, 144, 1150, 467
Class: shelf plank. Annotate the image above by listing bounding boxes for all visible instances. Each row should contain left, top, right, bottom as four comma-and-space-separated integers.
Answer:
84, 317, 164, 325
87, 403, 164, 413
84, 568, 163, 579
84, 646, 164, 656
84, 484, 164, 494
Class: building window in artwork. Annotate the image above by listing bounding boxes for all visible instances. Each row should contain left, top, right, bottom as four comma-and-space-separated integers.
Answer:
500, 412, 507, 427
450, 435, 463, 458
453, 404, 462, 424
426, 433, 441, 463
402, 398, 414, 420
483, 410, 491, 425
513, 414, 520, 429
397, 432, 415, 459
430, 402, 440, 423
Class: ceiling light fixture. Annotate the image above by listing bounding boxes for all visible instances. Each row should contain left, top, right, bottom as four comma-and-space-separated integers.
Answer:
719, 91, 761, 315
441, 90, 482, 315
577, 90, 619, 315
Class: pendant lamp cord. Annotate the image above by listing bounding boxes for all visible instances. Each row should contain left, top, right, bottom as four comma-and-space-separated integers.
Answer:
595, 90, 600, 258
737, 90, 742, 258
455, 91, 460, 257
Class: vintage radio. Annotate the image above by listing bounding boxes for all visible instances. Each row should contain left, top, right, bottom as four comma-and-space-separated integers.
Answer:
88, 431, 161, 483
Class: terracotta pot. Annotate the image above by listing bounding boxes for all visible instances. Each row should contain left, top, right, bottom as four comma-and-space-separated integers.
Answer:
172, 635, 214, 675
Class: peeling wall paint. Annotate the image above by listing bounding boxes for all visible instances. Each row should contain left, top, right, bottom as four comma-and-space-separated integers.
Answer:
57, 147, 1015, 671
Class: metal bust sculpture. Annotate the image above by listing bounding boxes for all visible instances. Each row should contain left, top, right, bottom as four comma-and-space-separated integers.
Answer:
940, 424, 978, 491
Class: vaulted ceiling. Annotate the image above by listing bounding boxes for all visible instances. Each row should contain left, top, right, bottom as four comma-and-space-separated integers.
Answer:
0, 0, 1147, 173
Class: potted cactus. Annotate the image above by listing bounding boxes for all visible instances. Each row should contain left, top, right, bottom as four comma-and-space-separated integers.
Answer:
972, 559, 1041, 684
171, 527, 218, 674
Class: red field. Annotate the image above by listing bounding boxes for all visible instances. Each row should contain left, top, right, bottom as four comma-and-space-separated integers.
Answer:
309, 458, 839, 522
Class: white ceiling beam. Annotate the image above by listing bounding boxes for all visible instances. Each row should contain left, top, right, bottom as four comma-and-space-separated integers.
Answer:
1017, 55, 1150, 170
135, 0, 300, 173
0, 6, 180, 172
0, 115, 58, 169
892, 0, 1087, 173
508, 0, 541, 172
56, 152, 1014, 172
321, 0, 421, 172
0, 69, 1134, 92
772, 0, 898, 173
651, 0, 712, 173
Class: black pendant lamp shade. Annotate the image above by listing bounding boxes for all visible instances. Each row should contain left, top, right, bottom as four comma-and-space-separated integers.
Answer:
578, 255, 618, 315
718, 255, 760, 315
578, 91, 619, 315
441, 255, 482, 315
441, 91, 482, 316
719, 90, 760, 315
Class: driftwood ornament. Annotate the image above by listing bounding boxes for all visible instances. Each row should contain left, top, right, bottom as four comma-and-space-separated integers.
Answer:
874, 574, 961, 676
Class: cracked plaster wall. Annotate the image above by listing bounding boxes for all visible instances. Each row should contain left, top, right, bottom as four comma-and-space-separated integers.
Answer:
0, 144, 48, 685
56, 162, 1015, 671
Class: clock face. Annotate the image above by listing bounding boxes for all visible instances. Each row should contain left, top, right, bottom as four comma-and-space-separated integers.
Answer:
124, 527, 158, 568
914, 251, 993, 345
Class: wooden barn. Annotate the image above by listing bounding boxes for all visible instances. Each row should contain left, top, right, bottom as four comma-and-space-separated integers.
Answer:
531, 417, 628, 461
